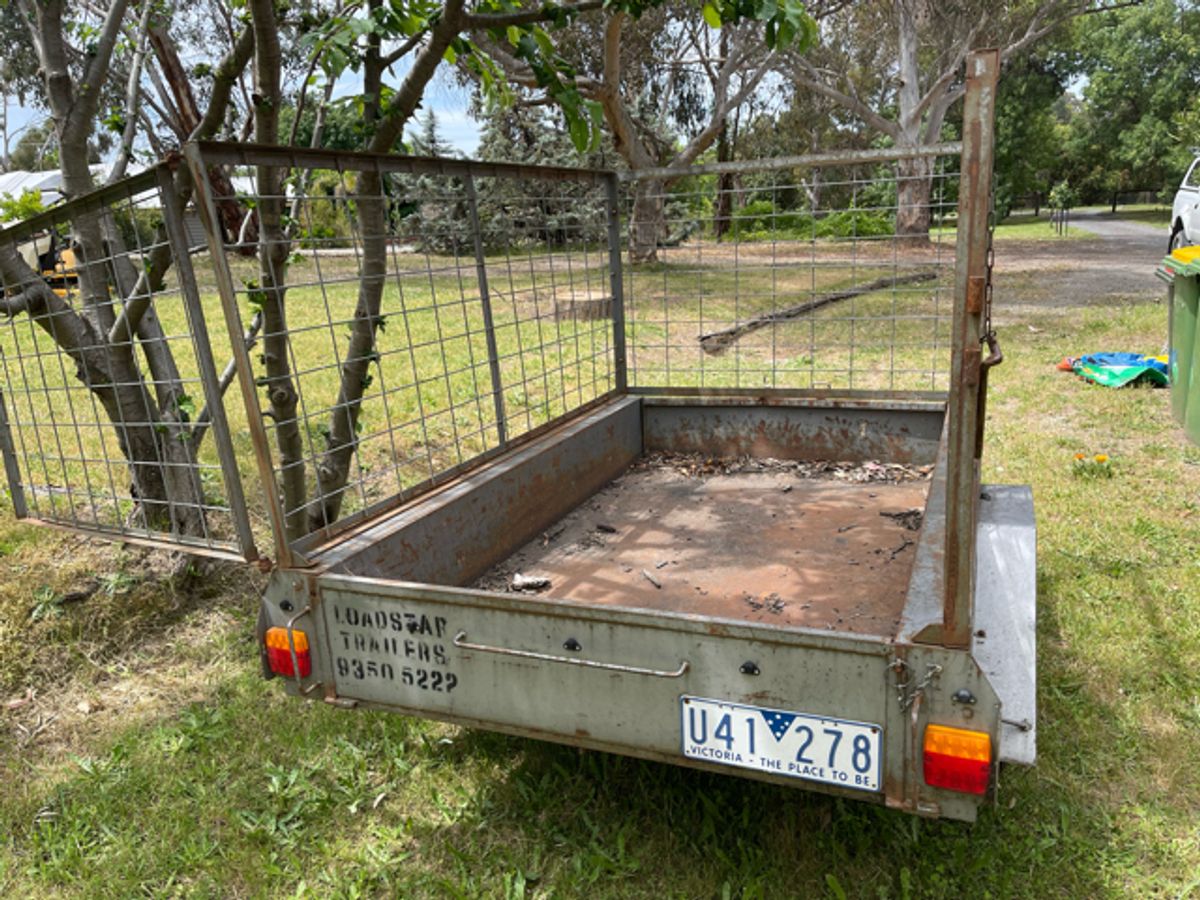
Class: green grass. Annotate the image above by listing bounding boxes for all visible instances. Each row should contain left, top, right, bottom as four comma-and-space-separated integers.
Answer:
934, 213, 1092, 244
988, 213, 1092, 242
2, 243, 1200, 896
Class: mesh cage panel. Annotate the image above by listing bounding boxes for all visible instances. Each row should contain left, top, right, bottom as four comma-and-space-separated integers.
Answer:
187, 144, 619, 548
622, 154, 959, 394
0, 166, 256, 558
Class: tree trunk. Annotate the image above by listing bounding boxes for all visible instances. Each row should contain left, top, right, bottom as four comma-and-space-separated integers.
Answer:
713, 29, 733, 242
13, 0, 255, 538
713, 107, 733, 241
895, 154, 933, 242
630, 178, 666, 264
714, 173, 734, 240
307, 176, 388, 532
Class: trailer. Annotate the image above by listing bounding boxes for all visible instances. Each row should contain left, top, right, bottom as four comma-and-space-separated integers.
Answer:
0, 51, 1032, 822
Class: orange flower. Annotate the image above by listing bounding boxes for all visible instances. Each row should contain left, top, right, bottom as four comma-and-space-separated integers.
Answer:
1074, 453, 1086, 460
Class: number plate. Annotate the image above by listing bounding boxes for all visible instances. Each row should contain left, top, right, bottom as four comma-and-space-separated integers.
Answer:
680, 696, 882, 792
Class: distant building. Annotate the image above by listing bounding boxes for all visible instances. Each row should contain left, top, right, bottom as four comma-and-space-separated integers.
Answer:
0, 164, 109, 213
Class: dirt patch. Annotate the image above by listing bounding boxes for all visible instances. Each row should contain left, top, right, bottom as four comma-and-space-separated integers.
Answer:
473, 455, 932, 636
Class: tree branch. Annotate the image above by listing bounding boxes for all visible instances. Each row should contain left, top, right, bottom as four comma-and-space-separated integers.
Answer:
381, 30, 427, 68
369, 0, 466, 153
106, 0, 154, 184
70, 0, 131, 146
674, 46, 774, 169
460, 0, 604, 29
910, 18, 982, 126
790, 57, 900, 139
190, 310, 263, 451
192, 24, 255, 142
108, 23, 255, 346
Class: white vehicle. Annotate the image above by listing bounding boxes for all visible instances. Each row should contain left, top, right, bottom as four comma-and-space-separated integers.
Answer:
1171, 156, 1200, 250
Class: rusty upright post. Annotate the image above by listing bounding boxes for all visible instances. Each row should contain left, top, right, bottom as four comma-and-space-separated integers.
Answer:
942, 49, 1000, 649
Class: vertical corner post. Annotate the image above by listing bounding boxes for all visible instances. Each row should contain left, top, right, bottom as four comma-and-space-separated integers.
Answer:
0, 388, 27, 518
182, 142, 294, 569
463, 171, 508, 448
943, 49, 1000, 649
604, 173, 628, 392
155, 164, 259, 562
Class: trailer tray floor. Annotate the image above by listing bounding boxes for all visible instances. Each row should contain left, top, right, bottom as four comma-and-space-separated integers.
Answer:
474, 458, 931, 636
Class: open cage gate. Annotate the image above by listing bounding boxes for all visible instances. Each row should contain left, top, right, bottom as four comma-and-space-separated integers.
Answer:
0, 50, 1033, 820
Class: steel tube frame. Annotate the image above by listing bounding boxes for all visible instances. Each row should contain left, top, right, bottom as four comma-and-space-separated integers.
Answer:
0, 161, 259, 561
941, 50, 1000, 648
621, 142, 964, 182
155, 165, 259, 561
174, 105, 988, 578
182, 143, 300, 568
462, 172, 509, 449
605, 173, 628, 392
190, 140, 613, 185
0, 390, 27, 518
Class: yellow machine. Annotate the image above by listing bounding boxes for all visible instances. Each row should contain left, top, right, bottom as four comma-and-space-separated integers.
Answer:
15, 232, 78, 298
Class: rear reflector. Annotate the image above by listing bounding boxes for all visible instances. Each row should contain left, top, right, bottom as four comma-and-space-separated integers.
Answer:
264, 626, 312, 678
923, 724, 991, 795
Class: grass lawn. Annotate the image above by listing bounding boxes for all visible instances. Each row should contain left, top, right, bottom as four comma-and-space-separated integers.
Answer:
988, 212, 1091, 242
934, 212, 1094, 244
1, 244, 1199, 896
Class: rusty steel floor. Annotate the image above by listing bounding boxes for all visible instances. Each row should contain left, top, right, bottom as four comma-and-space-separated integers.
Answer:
474, 459, 930, 636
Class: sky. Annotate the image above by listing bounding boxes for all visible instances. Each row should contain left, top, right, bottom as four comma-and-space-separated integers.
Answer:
3, 64, 484, 172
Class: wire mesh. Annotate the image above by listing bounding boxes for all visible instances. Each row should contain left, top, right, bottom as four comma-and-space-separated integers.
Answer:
621, 154, 959, 394
188, 145, 619, 546
0, 167, 256, 558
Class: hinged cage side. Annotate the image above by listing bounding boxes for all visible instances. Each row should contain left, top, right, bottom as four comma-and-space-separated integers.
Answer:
0, 165, 257, 560
185, 143, 622, 563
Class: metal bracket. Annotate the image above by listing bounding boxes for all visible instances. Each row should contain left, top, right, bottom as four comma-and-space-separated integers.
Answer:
279, 604, 315, 690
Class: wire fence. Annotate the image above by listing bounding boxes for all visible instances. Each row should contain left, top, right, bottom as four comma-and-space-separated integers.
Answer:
0, 167, 255, 558
621, 153, 959, 394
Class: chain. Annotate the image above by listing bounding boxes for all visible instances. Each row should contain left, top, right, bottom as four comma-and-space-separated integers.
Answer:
983, 180, 996, 343
891, 660, 943, 711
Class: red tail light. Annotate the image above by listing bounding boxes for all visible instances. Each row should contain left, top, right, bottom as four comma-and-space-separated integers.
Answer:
264, 626, 312, 678
923, 724, 991, 795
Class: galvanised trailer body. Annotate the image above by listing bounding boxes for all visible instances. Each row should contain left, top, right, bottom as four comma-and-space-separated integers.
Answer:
0, 50, 1032, 821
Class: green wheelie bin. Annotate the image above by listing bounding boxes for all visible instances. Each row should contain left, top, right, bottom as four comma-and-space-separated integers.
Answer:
1159, 246, 1200, 443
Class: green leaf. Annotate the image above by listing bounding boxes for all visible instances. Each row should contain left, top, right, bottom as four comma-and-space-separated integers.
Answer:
532, 27, 556, 60
567, 109, 590, 153
176, 394, 196, 420
702, 2, 722, 28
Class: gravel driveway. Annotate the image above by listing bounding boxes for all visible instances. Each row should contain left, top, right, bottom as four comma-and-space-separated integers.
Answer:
992, 212, 1167, 317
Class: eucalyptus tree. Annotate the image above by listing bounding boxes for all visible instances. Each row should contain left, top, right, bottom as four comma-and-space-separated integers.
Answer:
460, 0, 818, 260
1063, 0, 1200, 208
785, 0, 1131, 239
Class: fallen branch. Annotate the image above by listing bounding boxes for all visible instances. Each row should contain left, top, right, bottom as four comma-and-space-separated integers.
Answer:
698, 271, 939, 355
